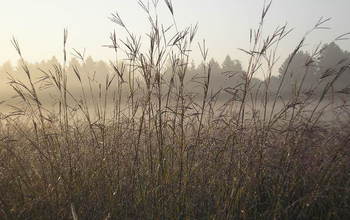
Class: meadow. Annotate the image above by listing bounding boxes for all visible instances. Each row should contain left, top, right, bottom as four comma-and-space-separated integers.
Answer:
0, 1, 349, 219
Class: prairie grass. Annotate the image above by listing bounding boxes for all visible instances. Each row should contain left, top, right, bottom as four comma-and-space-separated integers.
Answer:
0, 1, 349, 219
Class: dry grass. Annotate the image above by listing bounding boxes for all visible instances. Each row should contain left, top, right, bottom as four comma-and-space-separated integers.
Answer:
0, 1, 349, 219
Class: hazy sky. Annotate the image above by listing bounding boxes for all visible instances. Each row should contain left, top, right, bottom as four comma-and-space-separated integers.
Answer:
1, 0, 350, 67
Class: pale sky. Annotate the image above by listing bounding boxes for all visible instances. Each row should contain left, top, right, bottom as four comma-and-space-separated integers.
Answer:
1, 0, 350, 67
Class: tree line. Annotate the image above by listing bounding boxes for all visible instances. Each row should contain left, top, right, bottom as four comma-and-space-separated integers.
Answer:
1, 42, 349, 101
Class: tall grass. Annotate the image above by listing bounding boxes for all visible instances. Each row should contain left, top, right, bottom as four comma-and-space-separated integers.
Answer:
0, 0, 349, 219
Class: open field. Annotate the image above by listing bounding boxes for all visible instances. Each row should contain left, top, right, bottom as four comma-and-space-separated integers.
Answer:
1, 1, 350, 219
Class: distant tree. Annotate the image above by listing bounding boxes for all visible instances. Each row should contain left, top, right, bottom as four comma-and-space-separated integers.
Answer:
318, 43, 346, 73
208, 58, 222, 91
85, 56, 96, 70
0, 61, 14, 73
222, 55, 235, 72
48, 56, 60, 65
96, 61, 110, 76
209, 58, 221, 72
222, 55, 242, 74
266, 75, 280, 93
0, 61, 14, 94
184, 59, 197, 83
278, 50, 317, 96
189, 59, 196, 72
316, 42, 350, 90
68, 57, 81, 73
220, 55, 244, 89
